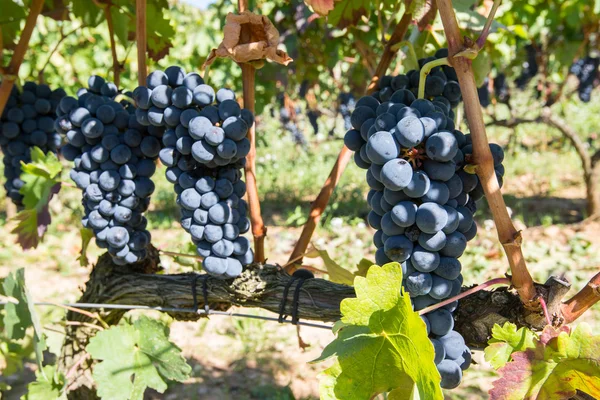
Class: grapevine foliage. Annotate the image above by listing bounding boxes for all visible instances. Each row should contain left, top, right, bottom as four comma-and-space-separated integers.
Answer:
86, 316, 191, 400
484, 322, 537, 369
11, 148, 63, 249
489, 323, 600, 400
0, 269, 46, 369
313, 262, 443, 400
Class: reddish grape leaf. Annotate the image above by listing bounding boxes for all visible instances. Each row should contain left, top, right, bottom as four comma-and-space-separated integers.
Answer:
539, 325, 570, 345
489, 323, 600, 400
305, 0, 336, 16
327, 0, 369, 29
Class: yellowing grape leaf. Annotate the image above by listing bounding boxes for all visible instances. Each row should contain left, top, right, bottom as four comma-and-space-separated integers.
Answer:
354, 258, 374, 277
489, 323, 600, 400
87, 316, 191, 400
305, 246, 354, 285
484, 322, 537, 369
77, 228, 95, 267
312, 262, 442, 400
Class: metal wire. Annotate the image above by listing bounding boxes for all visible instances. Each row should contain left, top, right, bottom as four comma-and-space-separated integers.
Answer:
0, 301, 334, 330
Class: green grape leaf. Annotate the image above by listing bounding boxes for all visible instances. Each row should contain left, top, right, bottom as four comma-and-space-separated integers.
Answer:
144, 0, 176, 61
472, 49, 491, 87
305, 0, 336, 16
22, 365, 66, 400
110, 6, 130, 48
312, 263, 442, 400
327, 0, 369, 29
71, 0, 104, 27
87, 316, 192, 400
0, 340, 29, 376
305, 247, 354, 285
484, 322, 537, 370
1, 269, 47, 366
0, 0, 26, 49
489, 323, 600, 400
12, 147, 62, 249
78, 228, 95, 267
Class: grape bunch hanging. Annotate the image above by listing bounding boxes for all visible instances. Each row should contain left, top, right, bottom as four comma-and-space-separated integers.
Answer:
570, 56, 599, 103
56, 76, 162, 265
134, 67, 254, 278
1, 82, 65, 206
344, 53, 505, 389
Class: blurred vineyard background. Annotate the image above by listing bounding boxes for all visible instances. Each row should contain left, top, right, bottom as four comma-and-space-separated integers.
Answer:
2, 0, 600, 398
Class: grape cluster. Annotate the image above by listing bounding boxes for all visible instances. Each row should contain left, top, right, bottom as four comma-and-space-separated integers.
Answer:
344, 89, 505, 389
278, 97, 307, 147
477, 77, 490, 107
570, 57, 599, 103
493, 73, 510, 104
373, 49, 462, 109
57, 76, 161, 265
307, 109, 319, 135
515, 45, 539, 90
338, 92, 355, 131
0, 82, 65, 206
134, 67, 254, 278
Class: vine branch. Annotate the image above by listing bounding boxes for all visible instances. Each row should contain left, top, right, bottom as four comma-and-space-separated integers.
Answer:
287, 11, 414, 270
561, 270, 600, 324
135, 0, 147, 86
103, 5, 121, 87
236, 0, 266, 262
0, 0, 45, 116
435, 0, 537, 307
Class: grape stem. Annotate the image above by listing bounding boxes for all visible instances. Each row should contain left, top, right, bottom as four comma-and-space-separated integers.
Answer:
418, 57, 449, 99
436, 0, 538, 307
0, 0, 45, 117
476, 0, 503, 49
418, 277, 511, 315
287, 12, 414, 270
391, 40, 419, 70
159, 249, 203, 260
135, 0, 147, 86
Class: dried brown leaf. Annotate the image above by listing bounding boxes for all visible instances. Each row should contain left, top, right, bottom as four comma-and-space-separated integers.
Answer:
204, 11, 293, 67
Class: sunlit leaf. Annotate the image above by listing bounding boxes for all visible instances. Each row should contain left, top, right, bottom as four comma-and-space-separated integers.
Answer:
312, 263, 442, 400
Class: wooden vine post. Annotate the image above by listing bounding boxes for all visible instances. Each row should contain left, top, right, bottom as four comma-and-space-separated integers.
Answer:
0, 0, 45, 117
287, 12, 414, 269
136, 0, 147, 86
434, 0, 537, 307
